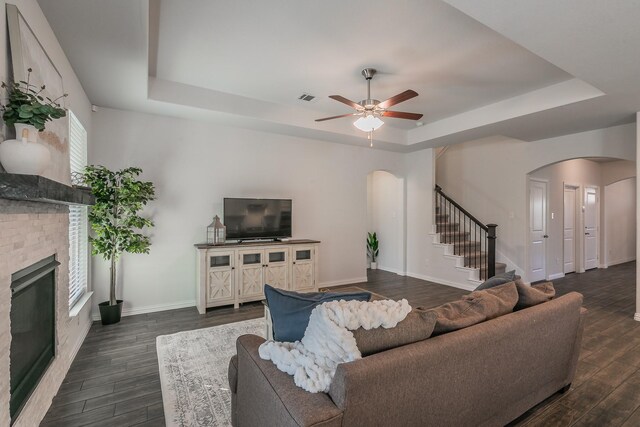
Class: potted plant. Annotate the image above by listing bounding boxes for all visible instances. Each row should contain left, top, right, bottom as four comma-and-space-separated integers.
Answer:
367, 232, 379, 270
0, 68, 67, 174
82, 165, 155, 325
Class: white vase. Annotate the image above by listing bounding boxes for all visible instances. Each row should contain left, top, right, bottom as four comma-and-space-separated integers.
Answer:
0, 124, 51, 175
14, 124, 39, 143
370, 262, 378, 270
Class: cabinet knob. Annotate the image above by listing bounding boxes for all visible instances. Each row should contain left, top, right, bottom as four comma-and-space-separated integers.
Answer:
231, 267, 235, 270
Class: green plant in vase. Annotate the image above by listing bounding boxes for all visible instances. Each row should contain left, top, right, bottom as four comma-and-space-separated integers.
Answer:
2, 67, 67, 131
0, 68, 67, 175
367, 232, 379, 270
82, 165, 156, 325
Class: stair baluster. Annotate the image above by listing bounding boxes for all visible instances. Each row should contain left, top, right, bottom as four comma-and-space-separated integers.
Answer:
434, 185, 499, 280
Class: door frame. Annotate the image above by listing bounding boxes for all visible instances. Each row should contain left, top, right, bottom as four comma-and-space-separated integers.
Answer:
528, 177, 549, 283
583, 185, 600, 271
563, 183, 581, 274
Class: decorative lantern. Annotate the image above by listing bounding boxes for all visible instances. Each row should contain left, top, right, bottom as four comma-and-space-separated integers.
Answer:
207, 215, 226, 245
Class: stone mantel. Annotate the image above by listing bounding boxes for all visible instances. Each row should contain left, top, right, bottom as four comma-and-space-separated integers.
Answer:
0, 173, 95, 206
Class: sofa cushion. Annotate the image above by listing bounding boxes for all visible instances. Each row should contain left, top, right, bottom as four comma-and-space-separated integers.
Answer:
264, 284, 371, 342
352, 308, 437, 356
430, 282, 518, 335
474, 270, 517, 291
515, 281, 556, 310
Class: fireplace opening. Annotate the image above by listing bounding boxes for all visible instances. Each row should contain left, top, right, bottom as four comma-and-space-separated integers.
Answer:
10, 255, 58, 422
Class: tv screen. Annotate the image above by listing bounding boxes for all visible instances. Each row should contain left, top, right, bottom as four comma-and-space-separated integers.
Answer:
224, 198, 292, 240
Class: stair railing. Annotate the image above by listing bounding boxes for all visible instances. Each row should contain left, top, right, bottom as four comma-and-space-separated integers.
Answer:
435, 185, 498, 279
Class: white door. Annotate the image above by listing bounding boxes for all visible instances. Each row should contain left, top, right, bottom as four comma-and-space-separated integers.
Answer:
529, 179, 547, 282
584, 187, 599, 270
563, 187, 577, 273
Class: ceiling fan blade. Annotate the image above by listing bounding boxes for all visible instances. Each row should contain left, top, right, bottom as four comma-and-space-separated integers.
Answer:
315, 113, 356, 122
382, 110, 423, 120
377, 90, 419, 109
329, 95, 363, 110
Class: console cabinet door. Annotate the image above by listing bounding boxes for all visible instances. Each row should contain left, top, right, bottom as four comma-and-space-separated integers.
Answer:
206, 251, 235, 304
292, 246, 315, 291
239, 250, 264, 298
265, 248, 289, 290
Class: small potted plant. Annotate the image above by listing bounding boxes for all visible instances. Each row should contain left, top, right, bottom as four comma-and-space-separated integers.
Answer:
82, 165, 155, 325
0, 68, 67, 174
367, 232, 379, 270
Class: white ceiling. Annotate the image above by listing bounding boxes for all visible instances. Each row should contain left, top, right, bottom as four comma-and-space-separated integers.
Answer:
154, 0, 570, 128
37, 0, 640, 151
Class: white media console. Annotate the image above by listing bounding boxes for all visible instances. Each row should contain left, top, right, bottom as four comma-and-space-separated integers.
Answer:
194, 239, 320, 314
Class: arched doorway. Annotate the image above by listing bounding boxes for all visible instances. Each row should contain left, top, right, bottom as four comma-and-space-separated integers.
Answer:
526, 158, 636, 281
366, 170, 406, 274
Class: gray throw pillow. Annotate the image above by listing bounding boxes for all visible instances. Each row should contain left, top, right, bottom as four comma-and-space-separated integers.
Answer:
474, 270, 517, 291
430, 282, 518, 335
514, 281, 556, 310
352, 308, 437, 356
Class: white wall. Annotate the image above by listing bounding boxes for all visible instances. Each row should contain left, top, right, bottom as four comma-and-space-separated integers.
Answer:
405, 148, 436, 279
602, 159, 636, 185
367, 171, 404, 273
605, 178, 636, 266
90, 107, 408, 315
437, 123, 636, 281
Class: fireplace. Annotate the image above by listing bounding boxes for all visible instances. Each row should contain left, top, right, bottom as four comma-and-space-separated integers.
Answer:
9, 255, 58, 422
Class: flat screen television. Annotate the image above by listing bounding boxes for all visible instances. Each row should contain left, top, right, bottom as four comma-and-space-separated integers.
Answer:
224, 198, 292, 240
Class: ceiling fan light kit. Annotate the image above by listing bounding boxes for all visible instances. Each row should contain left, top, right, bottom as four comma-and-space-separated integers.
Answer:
354, 114, 384, 132
315, 67, 423, 144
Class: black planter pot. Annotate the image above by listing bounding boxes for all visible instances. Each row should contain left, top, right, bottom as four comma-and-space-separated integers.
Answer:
98, 300, 123, 325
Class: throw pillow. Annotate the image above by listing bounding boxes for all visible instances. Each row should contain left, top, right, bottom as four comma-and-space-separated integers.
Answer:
264, 284, 371, 342
352, 308, 437, 356
514, 281, 556, 310
430, 282, 518, 335
474, 270, 517, 291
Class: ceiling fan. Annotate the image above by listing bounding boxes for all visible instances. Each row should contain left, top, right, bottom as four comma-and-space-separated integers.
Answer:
315, 68, 423, 132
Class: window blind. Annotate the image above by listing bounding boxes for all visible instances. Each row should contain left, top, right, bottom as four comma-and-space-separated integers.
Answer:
68, 111, 89, 309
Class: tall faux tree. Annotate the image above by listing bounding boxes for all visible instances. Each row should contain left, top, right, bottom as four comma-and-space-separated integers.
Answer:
83, 166, 155, 305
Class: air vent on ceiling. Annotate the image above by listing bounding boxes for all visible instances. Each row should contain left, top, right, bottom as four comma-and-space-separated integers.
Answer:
298, 93, 316, 102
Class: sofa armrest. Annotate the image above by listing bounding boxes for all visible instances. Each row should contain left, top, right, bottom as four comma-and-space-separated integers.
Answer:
235, 334, 342, 427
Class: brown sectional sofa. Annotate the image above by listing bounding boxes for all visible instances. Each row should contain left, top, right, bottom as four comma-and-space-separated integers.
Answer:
229, 291, 586, 426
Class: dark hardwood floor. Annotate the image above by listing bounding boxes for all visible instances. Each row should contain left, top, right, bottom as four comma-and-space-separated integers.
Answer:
41, 262, 639, 426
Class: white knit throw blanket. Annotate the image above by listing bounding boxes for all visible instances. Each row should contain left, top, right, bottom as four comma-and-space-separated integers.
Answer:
258, 299, 412, 393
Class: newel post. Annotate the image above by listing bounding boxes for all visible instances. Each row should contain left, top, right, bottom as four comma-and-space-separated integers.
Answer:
487, 224, 498, 279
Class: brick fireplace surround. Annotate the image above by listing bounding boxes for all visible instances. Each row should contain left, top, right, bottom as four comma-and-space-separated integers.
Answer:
0, 199, 75, 426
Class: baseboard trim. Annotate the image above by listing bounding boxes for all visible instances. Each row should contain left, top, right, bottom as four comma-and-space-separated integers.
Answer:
607, 257, 636, 267
319, 276, 368, 288
91, 300, 196, 321
634, 313, 640, 322
377, 265, 406, 276
405, 271, 476, 292
547, 273, 565, 281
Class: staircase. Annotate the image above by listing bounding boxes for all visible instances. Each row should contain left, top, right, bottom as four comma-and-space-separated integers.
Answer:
434, 186, 506, 284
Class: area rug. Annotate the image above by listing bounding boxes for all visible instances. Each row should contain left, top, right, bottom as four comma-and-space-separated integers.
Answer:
157, 318, 265, 427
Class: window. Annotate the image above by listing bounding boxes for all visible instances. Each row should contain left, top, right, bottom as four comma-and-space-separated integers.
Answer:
68, 111, 89, 309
